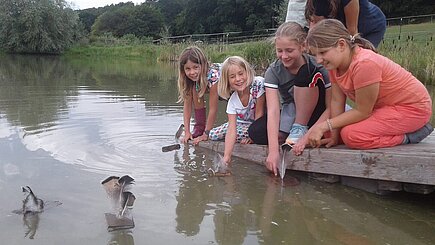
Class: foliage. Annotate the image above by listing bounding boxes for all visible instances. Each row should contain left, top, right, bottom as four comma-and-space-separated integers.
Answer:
0, 0, 83, 54
371, 0, 435, 18
76, 0, 435, 41
77, 2, 135, 33
91, 3, 164, 39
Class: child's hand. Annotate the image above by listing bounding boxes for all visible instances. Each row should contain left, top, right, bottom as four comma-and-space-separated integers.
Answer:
266, 151, 280, 176
192, 133, 208, 145
182, 131, 192, 143
292, 135, 308, 156
240, 138, 253, 144
323, 134, 339, 148
308, 125, 325, 148
223, 155, 231, 165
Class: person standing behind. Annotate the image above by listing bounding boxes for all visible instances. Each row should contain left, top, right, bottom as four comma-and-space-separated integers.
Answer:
286, 0, 308, 27
248, 22, 331, 176
304, 19, 433, 151
305, 0, 386, 47
177, 46, 220, 144
209, 56, 266, 165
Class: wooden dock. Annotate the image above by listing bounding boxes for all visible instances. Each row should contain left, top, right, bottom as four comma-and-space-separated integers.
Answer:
196, 131, 435, 194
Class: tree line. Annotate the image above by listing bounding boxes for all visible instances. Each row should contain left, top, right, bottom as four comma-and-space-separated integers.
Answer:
0, 0, 433, 54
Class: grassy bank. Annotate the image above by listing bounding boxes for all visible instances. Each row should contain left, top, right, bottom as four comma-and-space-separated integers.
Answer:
66, 22, 434, 84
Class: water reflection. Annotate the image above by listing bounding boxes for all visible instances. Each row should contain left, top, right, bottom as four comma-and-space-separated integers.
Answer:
23, 213, 40, 239
0, 54, 433, 244
108, 230, 135, 245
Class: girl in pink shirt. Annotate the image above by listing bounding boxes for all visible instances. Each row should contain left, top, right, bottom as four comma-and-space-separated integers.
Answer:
300, 19, 432, 151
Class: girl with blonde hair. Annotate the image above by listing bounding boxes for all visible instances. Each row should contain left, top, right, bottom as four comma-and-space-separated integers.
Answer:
209, 56, 265, 164
248, 21, 332, 176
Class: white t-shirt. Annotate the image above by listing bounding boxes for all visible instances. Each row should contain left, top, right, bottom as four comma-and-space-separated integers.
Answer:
286, 0, 307, 27
226, 76, 265, 124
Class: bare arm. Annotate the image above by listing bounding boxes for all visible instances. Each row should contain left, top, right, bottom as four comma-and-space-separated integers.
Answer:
265, 88, 281, 176
254, 94, 266, 120
344, 0, 360, 35
182, 94, 193, 143
223, 114, 237, 164
308, 82, 380, 147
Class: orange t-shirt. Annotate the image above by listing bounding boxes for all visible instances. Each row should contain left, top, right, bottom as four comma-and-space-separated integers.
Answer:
329, 47, 431, 109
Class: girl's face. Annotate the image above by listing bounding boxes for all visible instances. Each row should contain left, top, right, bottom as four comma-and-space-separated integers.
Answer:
310, 46, 341, 70
183, 59, 201, 82
228, 64, 248, 93
275, 37, 304, 69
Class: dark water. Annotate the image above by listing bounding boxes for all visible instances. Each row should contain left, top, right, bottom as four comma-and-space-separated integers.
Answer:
0, 55, 434, 245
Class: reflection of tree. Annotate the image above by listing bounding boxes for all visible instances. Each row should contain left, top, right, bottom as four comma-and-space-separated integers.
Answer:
0, 54, 182, 133
0, 55, 82, 130
69, 57, 180, 106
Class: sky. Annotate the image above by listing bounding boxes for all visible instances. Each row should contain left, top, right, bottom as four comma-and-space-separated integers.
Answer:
70, 0, 145, 10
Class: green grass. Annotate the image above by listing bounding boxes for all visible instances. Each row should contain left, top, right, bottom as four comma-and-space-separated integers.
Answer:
379, 22, 434, 85
65, 22, 435, 85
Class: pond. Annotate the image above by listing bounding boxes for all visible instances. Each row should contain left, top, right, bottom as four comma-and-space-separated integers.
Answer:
0, 55, 434, 245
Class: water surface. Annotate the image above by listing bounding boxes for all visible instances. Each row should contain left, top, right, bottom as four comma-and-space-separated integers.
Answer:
0, 55, 434, 245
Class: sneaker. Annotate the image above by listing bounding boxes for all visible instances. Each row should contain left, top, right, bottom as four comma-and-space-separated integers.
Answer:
405, 123, 434, 144
285, 123, 308, 145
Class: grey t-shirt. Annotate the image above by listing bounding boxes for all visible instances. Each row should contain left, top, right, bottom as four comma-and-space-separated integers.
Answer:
264, 53, 331, 128
264, 53, 330, 105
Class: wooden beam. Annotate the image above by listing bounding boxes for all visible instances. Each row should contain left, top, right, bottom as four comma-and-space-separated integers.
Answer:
197, 132, 435, 186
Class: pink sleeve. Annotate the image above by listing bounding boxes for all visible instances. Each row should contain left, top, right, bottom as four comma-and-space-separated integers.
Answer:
352, 59, 382, 90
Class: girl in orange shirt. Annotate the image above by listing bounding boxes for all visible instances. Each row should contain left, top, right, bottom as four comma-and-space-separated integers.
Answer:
300, 19, 432, 151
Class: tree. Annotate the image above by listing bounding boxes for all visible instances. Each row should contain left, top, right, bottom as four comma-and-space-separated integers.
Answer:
77, 2, 136, 33
0, 0, 83, 54
91, 3, 164, 38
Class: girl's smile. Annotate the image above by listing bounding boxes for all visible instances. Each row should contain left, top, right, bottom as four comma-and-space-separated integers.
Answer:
184, 60, 201, 82
310, 46, 340, 70
228, 64, 248, 94
275, 37, 305, 73
310, 40, 351, 74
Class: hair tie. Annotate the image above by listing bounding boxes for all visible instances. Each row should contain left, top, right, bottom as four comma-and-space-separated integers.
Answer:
350, 35, 356, 43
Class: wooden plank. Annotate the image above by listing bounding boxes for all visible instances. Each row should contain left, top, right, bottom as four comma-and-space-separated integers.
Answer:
196, 131, 435, 186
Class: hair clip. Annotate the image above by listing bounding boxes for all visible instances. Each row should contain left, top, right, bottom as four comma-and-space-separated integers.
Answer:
350, 35, 356, 43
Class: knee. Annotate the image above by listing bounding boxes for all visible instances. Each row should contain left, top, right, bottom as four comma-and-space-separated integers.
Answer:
248, 125, 267, 145
340, 125, 365, 149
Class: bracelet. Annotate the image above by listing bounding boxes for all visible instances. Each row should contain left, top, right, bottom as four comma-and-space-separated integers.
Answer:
204, 130, 210, 137
326, 119, 333, 132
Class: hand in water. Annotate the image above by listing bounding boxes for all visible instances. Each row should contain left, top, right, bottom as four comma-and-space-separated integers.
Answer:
208, 153, 231, 176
